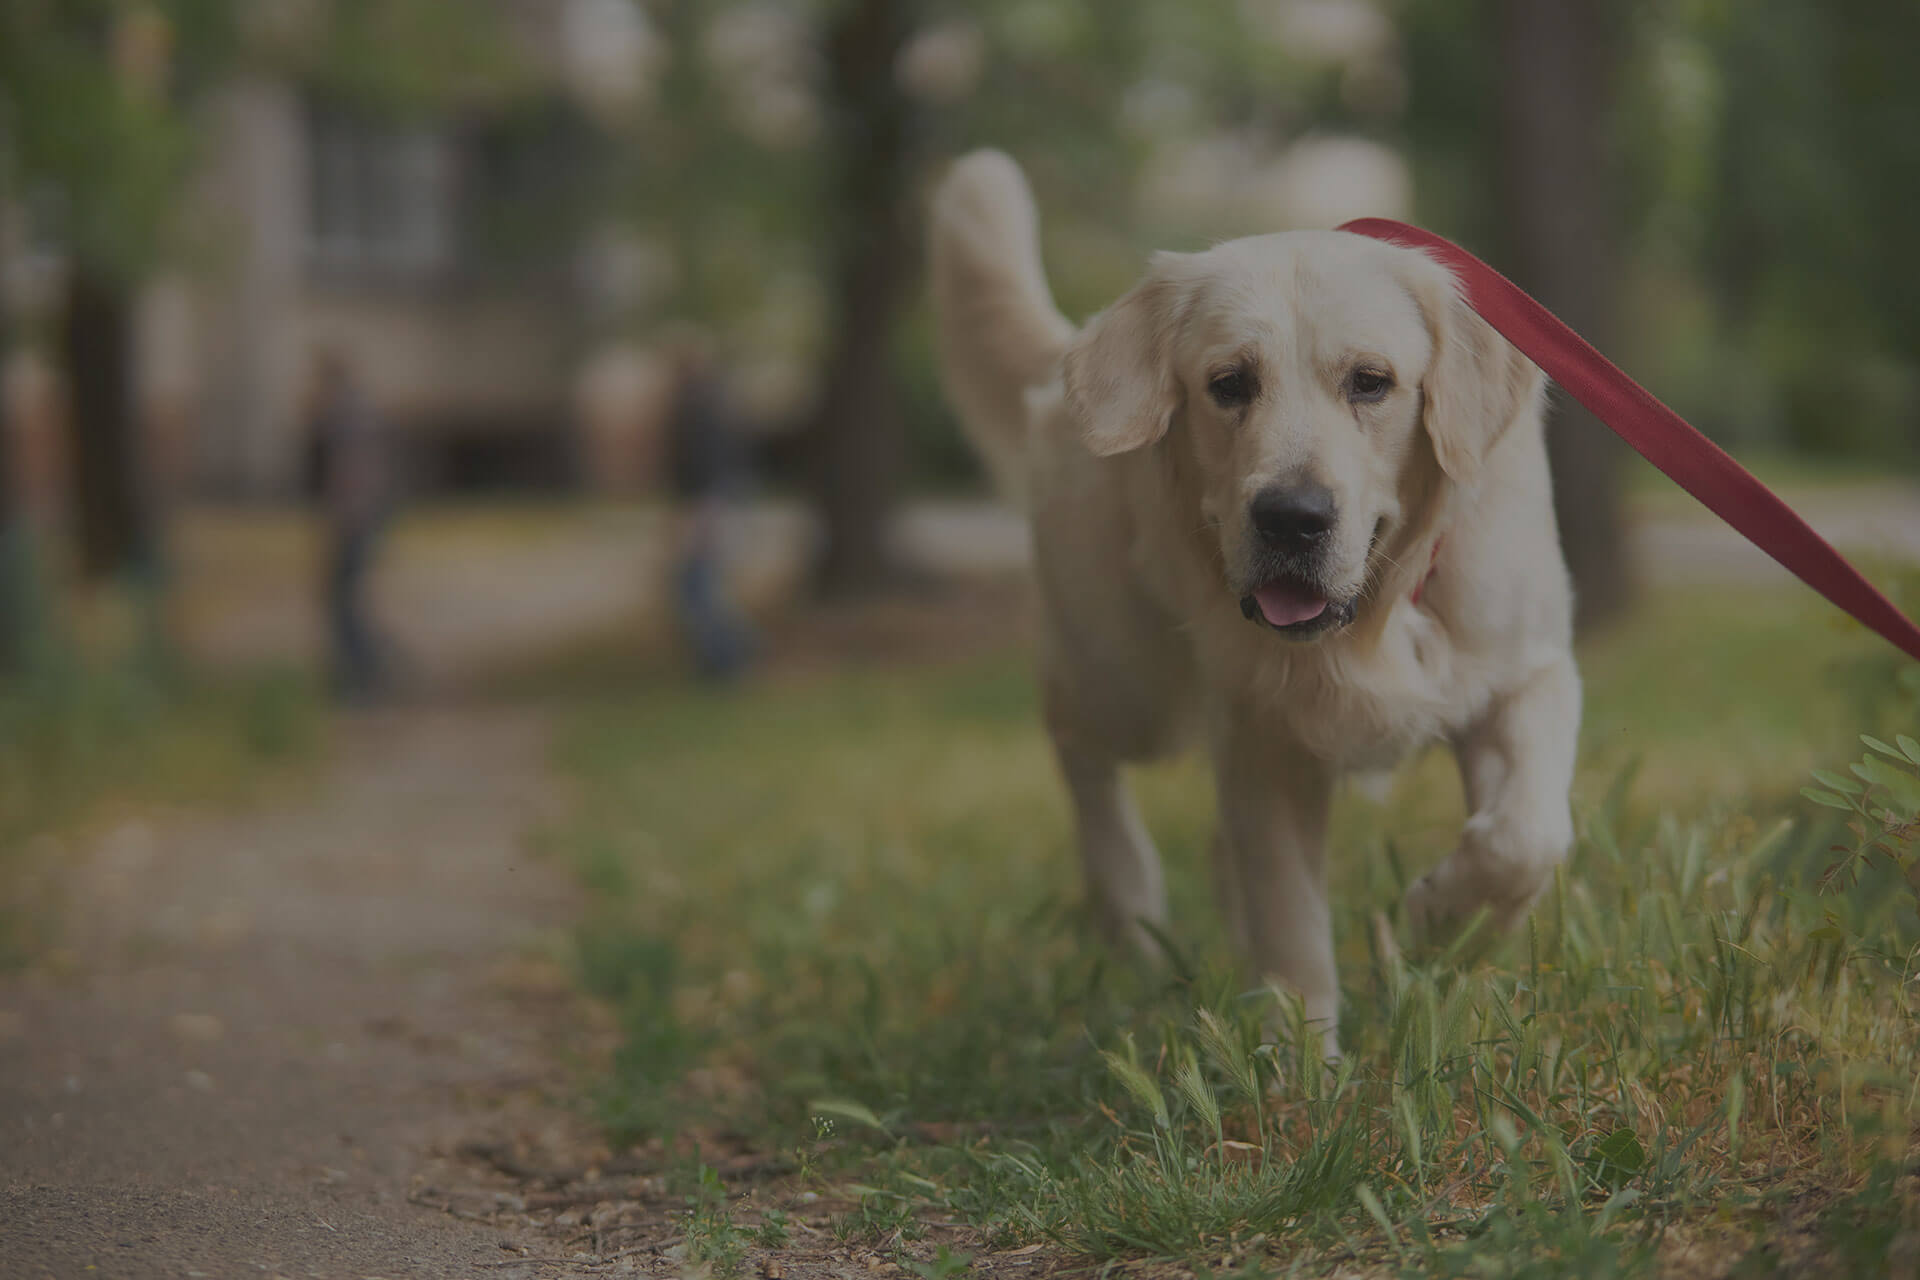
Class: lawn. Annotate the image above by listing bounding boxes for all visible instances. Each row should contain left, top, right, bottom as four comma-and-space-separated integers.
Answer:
549, 582, 1920, 1278
0, 575, 321, 967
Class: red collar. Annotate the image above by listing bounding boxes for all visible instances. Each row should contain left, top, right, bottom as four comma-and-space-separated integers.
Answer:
1410, 535, 1443, 607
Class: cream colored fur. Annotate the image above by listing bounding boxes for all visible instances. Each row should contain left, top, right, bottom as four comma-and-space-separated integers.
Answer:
928, 149, 1580, 1055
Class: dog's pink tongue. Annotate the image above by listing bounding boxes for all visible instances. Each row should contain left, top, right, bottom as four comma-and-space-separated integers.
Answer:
1253, 582, 1329, 628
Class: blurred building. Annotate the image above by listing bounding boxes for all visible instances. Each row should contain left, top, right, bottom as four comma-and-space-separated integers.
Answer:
186, 81, 576, 494
2, 0, 1420, 509
190, 5, 661, 499
2, 0, 686, 505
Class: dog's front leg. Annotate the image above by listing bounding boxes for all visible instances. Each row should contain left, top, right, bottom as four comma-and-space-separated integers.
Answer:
1407, 654, 1580, 947
1055, 741, 1169, 957
1211, 714, 1340, 1055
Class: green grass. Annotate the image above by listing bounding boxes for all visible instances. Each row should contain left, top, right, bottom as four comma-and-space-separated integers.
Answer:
0, 643, 321, 967
551, 583, 1920, 1276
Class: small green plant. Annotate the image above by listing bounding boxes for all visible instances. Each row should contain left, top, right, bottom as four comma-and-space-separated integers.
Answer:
683, 1207, 747, 1277
1580, 1127, 1647, 1193
752, 1207, 791, 1249
904, 1244, 972, 1280
1804, 732, 1920, 898
789, 1114, 836, 1188
682, 1162, 748, 1277
833, 1189, 925, 1245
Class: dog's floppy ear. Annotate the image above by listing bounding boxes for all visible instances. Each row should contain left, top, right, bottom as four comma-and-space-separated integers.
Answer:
1061, 253, 1192, 457
1408, 258, 1541, 486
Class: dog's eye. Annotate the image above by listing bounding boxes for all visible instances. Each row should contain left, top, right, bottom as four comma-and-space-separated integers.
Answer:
1208, 370, 1254, 407
1347, 368, 1394, 402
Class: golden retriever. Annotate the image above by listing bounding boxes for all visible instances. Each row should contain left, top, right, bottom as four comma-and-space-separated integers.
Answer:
928, 150, 1580, 1055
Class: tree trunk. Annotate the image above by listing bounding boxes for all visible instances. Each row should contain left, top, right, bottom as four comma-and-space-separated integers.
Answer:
63, 260, 157, 583
1496, 0, 1633, 632
0, 274, 19, 676
808, 0, 916, 598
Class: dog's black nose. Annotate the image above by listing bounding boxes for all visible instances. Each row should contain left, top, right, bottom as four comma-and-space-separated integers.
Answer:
1250, 483, 1337, 550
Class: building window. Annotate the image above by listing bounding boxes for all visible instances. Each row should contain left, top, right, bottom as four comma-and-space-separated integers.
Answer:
307, 105, 456, 279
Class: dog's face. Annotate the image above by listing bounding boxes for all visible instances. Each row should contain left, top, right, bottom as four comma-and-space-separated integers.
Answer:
1061, 232, 1537, 639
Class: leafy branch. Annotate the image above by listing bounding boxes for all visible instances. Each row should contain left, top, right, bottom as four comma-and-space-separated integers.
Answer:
1804, 733, 1920, 896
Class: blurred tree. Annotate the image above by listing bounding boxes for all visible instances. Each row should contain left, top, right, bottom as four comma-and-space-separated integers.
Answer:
1402, 0, 1633, 632
806, 0, 1275, 592
0, 252, 18, 677
592, 0, 917, 595
0, 1, 215, 593
809, 0, 919, 596
1398, 3, 1501, 260
1495, 0, 1632, 631
607, 0, 1287, 594
63, 259, 152, 585
1704, 0, 1920, 462
0, 0, 520, 638
298, 0, 527, 114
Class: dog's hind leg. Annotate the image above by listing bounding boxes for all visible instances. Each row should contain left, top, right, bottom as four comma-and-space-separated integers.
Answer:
1054, 742, 1169, 958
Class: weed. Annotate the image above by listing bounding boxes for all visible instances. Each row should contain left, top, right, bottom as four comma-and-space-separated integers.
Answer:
683, 1202, 748, 1277
903, 1244, 972, 1280
1804, 733, 1920, 903
753, 1207, 791, 1249
833, 1186, 926, 1246
680, 1161, 748, 1277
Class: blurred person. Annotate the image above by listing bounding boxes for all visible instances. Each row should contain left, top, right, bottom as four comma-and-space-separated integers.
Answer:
663, 337, 755, 682
306, 350, 398, 702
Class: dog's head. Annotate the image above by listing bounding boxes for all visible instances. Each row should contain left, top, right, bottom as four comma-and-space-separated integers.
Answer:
1061, 231, 1539, 640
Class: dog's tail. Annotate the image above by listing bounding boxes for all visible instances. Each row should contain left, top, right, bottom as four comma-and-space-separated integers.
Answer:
929, 150, 1073, 507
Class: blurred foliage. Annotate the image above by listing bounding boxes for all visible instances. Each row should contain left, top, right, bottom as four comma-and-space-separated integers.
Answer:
1698, 0, 1920, 460
1804, 732, 1920, 909
288, 0, 532, 114
1403, 0, 1920, 466
588, 0, 1331, 472
0, 0, 224, 276
0, 0, 521, 279
4, 0, 1918, 481
571, 0, 1920, 485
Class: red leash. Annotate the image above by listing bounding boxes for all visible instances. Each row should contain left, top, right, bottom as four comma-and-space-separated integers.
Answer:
1338, 217, 1920, 665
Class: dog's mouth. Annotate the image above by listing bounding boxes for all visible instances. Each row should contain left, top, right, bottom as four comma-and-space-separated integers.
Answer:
1239, 575, 1355, 639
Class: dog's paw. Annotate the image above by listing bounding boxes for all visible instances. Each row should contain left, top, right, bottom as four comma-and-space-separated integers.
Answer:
1404, 852, 1534, 954
1402, 866, 1453, 953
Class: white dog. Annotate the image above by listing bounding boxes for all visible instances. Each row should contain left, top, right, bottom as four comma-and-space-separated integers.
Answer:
928, 150, 1581, 1053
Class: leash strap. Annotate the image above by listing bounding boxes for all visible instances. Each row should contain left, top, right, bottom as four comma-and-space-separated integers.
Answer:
1338, 217, 1920, 664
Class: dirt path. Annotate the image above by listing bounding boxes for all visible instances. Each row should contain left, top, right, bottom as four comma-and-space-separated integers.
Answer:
0, 707, 590, 1279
